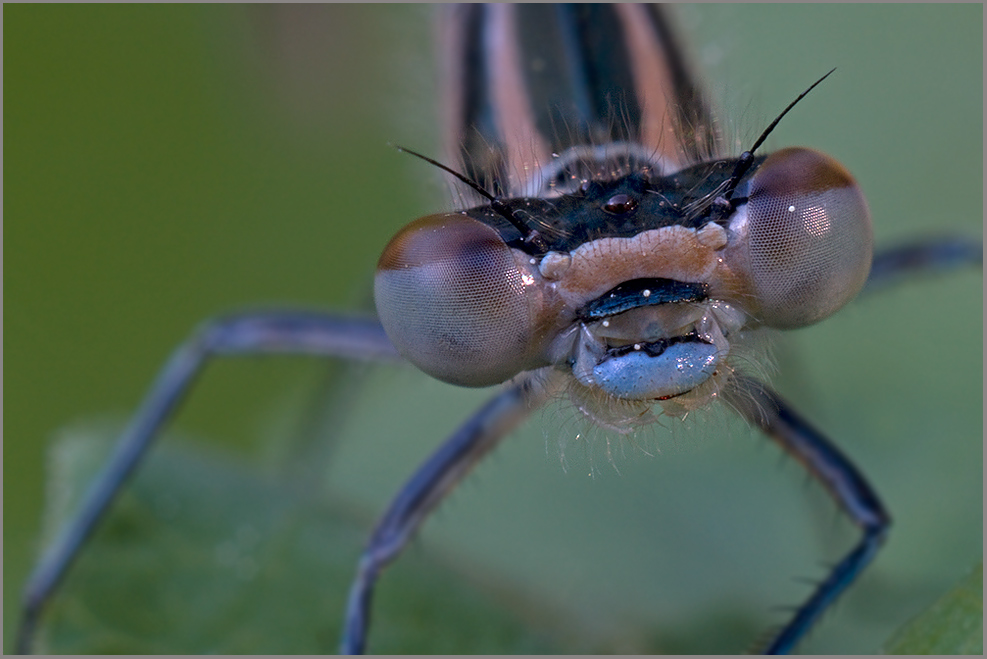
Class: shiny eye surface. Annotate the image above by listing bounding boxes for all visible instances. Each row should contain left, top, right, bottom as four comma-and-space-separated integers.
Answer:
374, 213, 540, 387
742, 147, 872, 329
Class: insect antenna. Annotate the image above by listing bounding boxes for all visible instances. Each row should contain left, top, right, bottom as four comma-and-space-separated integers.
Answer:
394, 145, 548, 249
720, 68, 837, 204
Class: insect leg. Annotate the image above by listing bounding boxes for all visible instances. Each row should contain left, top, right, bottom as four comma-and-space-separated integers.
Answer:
723, 374, 890, 655
18, 310, 400, 654
865, 236, 982, 291
340, 371, 550, 654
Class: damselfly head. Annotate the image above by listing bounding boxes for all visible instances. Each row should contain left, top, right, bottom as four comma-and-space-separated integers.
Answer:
375, 144, 870, 430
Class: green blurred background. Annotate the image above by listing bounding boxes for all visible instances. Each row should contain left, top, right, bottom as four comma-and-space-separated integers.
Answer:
5, 4, 982, 653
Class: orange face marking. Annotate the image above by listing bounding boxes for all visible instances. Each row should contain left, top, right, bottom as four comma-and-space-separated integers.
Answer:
539, 223, 745, 311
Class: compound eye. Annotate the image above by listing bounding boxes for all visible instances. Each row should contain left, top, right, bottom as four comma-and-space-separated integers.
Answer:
374, 213, 539, 387
743, 147, 873, 329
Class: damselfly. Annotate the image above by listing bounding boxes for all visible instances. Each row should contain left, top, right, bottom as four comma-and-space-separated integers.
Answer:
17, 3, 987, 649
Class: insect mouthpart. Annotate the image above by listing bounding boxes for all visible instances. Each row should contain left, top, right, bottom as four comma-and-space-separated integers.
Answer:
564, 280, 748, 422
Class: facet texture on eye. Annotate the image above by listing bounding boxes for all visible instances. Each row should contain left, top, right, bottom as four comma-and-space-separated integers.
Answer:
374, 213, 541, 387
743, 147, 872, 329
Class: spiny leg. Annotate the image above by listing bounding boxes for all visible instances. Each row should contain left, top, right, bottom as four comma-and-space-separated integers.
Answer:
340, 372, 551, 654
723, 374, 890, 654
18, 310, 400, 654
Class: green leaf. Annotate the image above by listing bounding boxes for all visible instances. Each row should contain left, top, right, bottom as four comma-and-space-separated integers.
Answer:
883, 563, 982, 654
34, 426, 626, 654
